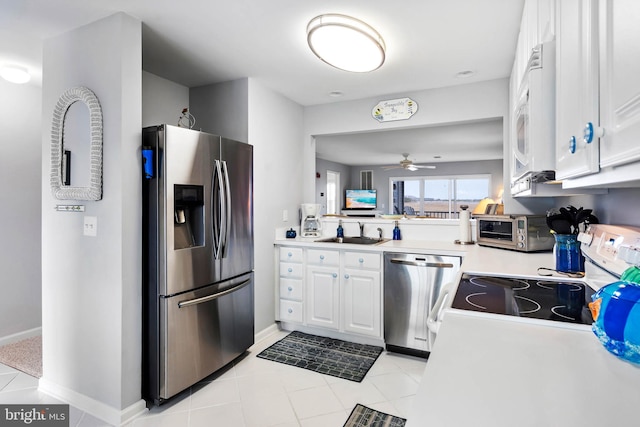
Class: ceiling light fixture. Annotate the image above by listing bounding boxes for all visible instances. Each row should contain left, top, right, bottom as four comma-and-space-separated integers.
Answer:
307, 14, 386, 73
0, 65, 31, 84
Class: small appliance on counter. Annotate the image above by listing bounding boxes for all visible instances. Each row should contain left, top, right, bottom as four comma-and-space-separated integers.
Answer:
476, 214, 554, 252
300, 203, 322, 237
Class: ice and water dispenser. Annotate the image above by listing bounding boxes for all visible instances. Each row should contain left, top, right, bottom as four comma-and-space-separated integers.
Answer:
174, 184, 204, 249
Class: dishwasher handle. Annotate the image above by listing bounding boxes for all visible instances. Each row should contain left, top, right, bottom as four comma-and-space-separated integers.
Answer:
427, 283, 452, 334
178, 279, 251, 308
390, 258, 454, 268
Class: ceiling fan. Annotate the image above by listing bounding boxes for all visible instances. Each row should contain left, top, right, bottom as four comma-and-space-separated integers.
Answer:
381, 153, 436, 171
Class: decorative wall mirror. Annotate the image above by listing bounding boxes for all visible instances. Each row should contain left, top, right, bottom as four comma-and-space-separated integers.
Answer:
50, 86, 103, 201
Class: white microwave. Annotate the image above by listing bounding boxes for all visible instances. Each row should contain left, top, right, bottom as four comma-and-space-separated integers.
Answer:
511, 41, 556, 192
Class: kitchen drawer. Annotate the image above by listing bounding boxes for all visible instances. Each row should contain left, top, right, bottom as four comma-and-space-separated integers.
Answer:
280, 247, 303, 263
279, 277, 303, 301
344, 251, 381, 270
306, 249, 339, 266
280, 262, 303, 279
279, 300, 303, 323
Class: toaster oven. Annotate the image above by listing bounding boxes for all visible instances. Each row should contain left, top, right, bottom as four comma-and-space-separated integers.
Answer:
476, 214, 554, 252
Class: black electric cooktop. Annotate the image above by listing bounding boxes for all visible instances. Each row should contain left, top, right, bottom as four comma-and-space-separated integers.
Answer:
451, 273, 596, 325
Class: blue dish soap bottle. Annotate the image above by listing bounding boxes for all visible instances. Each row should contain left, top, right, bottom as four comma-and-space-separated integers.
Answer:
337, 220, 344, 238
393, 221, 401, 240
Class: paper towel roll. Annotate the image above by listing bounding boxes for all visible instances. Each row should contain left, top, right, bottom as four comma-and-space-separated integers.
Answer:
459, 207, 471, 243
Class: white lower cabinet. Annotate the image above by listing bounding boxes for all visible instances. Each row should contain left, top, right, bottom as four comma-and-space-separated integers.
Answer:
306, 265, 340, 329
276, 245, 382, 340
342, 267, 381, 337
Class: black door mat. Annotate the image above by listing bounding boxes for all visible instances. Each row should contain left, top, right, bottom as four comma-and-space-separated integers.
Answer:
343, 404, 407, 427
256, 331, 383, 382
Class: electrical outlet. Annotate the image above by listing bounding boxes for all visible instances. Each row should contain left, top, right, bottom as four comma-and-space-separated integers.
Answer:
83, 216, 97, 237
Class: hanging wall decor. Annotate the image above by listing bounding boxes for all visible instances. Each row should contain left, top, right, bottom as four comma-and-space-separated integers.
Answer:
50, 86, 103, 201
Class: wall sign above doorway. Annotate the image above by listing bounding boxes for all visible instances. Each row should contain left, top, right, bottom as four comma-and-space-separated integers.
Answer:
372, 97, 418, 123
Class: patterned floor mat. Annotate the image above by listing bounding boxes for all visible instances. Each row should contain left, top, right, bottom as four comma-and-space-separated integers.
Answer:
256, 331, 383, 382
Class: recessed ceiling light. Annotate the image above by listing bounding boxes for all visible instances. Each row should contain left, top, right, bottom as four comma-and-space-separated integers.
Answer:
455, 70, 475, 79
0, 65, 31, 84
328, 91, 343, 97
307, 14, 386, 73
433, 155, 442, 159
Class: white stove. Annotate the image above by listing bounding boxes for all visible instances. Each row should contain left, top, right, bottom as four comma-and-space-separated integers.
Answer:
428, 224, 640, 334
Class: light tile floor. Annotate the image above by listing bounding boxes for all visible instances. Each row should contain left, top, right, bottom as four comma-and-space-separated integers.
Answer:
0, 329, 427, 426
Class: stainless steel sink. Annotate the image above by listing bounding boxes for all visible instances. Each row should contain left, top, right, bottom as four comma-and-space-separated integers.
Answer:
314, 236, 389, 245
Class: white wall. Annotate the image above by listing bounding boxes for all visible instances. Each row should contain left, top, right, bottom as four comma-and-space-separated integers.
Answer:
248, 79, 304, 332
0, 79, 42, 342
40, 13, 145, 424
142, 71, 189, 127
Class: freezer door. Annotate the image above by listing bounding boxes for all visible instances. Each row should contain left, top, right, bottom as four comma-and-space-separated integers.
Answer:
159, 273, 254, 401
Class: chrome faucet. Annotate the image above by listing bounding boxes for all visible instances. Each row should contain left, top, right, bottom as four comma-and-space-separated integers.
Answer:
377, 227, 383, 240
358, 222, 365, 238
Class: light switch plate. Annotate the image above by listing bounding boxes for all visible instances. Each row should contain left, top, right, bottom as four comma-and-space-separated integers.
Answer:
83, 216, 97, 237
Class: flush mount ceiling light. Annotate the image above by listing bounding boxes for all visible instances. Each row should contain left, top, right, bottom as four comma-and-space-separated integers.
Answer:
0, 65, 31, 84
307, 14, 386, 73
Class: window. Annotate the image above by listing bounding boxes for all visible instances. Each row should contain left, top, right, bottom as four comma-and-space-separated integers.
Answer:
391, 175, 490, 218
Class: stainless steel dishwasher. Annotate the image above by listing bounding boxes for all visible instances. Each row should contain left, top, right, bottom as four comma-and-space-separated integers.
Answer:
384, 252, 461, 357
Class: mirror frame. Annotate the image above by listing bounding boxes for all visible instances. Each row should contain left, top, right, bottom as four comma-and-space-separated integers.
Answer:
50, 86, 103, 201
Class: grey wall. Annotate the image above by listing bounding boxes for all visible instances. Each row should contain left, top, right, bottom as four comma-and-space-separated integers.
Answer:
41, 12, 144, 422
142, 71, 189, 127
0, 78, 42, 342
558, 188, 640, 228
315, 157, 353, 214
189, 79, 249, 142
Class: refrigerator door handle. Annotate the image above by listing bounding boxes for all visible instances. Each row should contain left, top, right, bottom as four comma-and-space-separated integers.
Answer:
211, 159, 224, 259
221, 160, 232, 258
177, 278, 251, 308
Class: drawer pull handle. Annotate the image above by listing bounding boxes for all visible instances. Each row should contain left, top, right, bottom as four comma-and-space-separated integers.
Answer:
288, 267, 293, 273
288, 252, 292, 257
288, 286, 293, 291
288, 308, 293, 314
358, 258, 364, 263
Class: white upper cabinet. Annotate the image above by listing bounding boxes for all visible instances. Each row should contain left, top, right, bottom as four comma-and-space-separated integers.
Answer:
598, 0, 640, 169
558, 0, 640, 187
555, 0, 600, 180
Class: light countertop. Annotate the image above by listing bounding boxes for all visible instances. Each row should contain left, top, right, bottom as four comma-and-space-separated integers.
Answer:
406, 311, 640, 427
275, 236, 640, 426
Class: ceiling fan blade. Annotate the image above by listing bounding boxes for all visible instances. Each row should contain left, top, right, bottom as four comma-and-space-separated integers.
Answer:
381, 165, 402, 170
414, 165, 436, 169
407, 165, 418, 171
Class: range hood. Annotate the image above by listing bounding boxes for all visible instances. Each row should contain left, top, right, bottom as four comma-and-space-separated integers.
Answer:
511, 171, 607, 197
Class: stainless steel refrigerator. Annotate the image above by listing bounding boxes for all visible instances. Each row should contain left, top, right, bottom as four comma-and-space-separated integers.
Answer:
142, 124, 254, 405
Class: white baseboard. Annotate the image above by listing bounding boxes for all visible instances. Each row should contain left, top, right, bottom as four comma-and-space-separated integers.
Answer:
254, 323, 280, 344
0, 327, 42, 347
38, 377, 147, 426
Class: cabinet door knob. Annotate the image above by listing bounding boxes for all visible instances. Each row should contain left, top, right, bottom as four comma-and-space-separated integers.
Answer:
287, 252, 292, 257
344, 274, 350, 279
583, 122, 604, 144
288, 267, 293, 273
332, 273, 337, 278
287, 286, 293, 291
320, 255, 325, 260
569, 136, 577, 154
358, 258, 364, 263
288, 308, 293, 314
